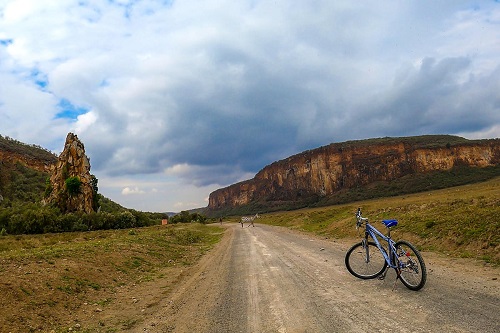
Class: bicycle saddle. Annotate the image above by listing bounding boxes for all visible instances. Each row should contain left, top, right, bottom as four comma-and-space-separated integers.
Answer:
382, 219, 398, 228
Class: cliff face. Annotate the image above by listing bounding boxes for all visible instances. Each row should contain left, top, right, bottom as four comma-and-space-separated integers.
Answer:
208, 136, 500, 211
0, 147, 55, 173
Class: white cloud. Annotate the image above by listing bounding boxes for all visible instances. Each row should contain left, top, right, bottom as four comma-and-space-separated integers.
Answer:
74, 111, 97, 134
121, 187, 145, 195
459, 124, 500, 140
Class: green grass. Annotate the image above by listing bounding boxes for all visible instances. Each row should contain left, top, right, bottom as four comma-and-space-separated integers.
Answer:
257, 177, 500, 265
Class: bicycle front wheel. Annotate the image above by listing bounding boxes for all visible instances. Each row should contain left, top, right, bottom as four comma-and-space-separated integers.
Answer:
394, 240, 427, 291
345, 241, 387, 279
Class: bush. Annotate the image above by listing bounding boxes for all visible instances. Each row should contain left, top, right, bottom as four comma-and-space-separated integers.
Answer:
0, 202, 161, 235
65, 177, 82, 196
115, 211, 136, 229
170, 211, 208, 224
50, 213, 79, 233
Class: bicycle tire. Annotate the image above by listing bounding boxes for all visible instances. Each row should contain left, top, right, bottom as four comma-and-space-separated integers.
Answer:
345, 241, 388, 279
394, 240, 427, 291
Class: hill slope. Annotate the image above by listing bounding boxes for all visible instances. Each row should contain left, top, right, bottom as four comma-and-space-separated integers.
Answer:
0, 135, 57, 205
208, 135, 500, 216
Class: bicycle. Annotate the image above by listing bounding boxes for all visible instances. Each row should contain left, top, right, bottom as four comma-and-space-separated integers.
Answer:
344, 208, 427, 291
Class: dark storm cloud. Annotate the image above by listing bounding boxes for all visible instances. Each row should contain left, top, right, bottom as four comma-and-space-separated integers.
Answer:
356, 57, 500, 138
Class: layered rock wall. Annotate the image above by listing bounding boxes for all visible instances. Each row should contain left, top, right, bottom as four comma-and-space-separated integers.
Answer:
0, 149, 55, 173
208, 137, 500, 210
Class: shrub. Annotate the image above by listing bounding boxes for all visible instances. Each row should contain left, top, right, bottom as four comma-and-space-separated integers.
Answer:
170, 211, 208, 224
115, 211, 136, 229
65, 177, 82, 196
44, 177, 52, 198
50, 213, 79, 233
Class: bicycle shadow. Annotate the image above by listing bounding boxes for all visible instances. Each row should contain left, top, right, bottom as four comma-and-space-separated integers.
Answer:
374, 269, 418, 292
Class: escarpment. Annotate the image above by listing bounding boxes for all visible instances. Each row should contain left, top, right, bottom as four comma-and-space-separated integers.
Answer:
0, 141, 56, 173
208, 135, 500, 212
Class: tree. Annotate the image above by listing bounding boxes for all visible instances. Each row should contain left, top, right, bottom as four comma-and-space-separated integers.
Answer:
90, 174, 99, 212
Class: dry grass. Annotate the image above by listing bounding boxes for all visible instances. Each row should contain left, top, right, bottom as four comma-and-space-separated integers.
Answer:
257, 177, 500, 265
0, 223, 224, 332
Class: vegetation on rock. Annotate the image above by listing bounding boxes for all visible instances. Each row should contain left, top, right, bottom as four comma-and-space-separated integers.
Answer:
0, 134, 166, 235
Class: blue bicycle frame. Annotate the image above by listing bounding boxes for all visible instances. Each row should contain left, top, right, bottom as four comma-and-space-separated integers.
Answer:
362, 221, 399, 269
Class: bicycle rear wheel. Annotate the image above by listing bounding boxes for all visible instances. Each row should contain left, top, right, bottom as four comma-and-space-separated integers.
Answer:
394, 240, 427, 291
345, 241, 387, 279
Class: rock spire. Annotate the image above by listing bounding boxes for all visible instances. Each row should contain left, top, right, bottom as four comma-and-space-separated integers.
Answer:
45, 133, 96, 213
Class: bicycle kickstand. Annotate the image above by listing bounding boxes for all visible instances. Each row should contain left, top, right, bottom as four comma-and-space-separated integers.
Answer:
378, 266, 390, 281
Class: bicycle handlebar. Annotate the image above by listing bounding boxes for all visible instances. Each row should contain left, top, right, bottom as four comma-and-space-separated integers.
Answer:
356, 207, 368, 228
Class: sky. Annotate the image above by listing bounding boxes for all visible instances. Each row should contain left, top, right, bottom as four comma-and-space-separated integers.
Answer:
0, 0, 499, 213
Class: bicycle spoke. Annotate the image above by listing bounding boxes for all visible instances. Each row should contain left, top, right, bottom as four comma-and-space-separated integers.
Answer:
345, 242, 387, 279
395, 241, 427, 291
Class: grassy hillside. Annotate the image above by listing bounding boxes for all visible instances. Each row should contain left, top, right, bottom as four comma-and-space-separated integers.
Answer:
0, 162, 48, 205
0, 134, 57, 162
253, 177, 500, 265
323, 134, 493, 149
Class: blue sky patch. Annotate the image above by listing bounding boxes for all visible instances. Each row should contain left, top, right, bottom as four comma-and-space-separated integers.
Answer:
56, 99, 89, 120
0, 39, 13, 46
30, 69, 49, 89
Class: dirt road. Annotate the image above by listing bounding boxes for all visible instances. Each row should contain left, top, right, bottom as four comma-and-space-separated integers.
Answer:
133, 223, 500, 333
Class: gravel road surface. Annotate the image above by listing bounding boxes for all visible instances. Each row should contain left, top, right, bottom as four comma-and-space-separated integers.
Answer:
135, 223, 500, 333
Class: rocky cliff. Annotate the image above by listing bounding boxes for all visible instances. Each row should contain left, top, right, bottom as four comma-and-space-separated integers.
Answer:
208, 135, 500, 212
0, 137, 56, 173
44, 133, 96, 213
